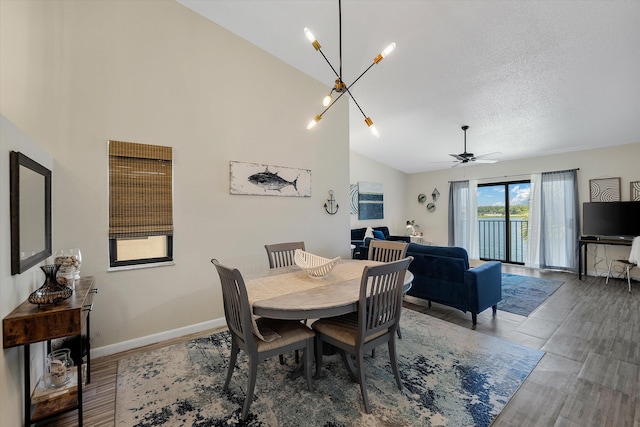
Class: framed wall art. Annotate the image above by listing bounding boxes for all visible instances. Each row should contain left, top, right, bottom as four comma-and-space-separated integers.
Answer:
229, 161, 311, 197
631, 181, 640, 201
589, 177, 620, 202
358, 181, 383, 220
350, 184, 359, 214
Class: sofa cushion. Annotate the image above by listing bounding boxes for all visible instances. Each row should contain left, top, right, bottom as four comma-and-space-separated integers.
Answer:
372, 230, 386, 240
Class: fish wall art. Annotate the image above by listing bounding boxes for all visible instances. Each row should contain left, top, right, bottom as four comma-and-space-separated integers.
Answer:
229, 161, 312, 197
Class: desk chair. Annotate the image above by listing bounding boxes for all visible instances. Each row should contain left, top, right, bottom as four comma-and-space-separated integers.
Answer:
264, 241, 306, 364
368, 240, 409, 340
211, 259, 315, 421
606, 236, 640, 292
312, 257, 413, 414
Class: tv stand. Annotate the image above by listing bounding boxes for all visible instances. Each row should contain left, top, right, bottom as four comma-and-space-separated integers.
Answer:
578, 237, 633, 280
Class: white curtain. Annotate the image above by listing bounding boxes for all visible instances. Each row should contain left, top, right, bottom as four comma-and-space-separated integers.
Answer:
448, 179, 479, 258
537, 169, 580, 271
526, 173, 542, 268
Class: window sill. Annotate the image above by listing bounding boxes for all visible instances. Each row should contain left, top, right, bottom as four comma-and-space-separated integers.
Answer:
108, 261, 175, 272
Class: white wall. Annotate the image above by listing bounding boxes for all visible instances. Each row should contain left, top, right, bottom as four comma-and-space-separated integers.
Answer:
0, 1, 350, 424
349, 150, 408, 235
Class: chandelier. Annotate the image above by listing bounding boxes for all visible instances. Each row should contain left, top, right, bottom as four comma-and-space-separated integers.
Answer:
304, 0, 396, 137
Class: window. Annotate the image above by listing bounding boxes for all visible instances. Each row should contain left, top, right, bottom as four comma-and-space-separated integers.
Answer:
477, 180, 530, 264
108, 140, 173, 268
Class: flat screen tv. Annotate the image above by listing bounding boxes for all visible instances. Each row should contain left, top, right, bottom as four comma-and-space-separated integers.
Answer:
582, 201, 640, 238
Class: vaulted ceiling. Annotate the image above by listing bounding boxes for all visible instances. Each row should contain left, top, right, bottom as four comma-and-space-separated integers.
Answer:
178, 0, 640, 173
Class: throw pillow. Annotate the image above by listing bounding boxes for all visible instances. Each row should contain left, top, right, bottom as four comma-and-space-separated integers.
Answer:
364, 226, 374, 239
372, 230, 386, 240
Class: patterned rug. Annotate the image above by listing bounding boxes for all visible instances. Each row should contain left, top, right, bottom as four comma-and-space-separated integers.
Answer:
115, 309, 543, 426
499, 273, 565, 317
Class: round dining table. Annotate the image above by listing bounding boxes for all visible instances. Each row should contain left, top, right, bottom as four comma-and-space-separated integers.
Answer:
244, 259, 413, 381
245, 259, 413, 320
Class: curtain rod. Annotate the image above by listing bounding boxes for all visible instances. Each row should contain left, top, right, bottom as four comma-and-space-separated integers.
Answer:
449, 168, 579, 183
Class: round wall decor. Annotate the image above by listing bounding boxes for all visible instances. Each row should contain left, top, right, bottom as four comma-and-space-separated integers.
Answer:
418, 193, 426, 204
426, 202, 436, 212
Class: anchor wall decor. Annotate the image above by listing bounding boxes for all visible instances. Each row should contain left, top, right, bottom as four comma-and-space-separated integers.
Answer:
324, 190, 339, 215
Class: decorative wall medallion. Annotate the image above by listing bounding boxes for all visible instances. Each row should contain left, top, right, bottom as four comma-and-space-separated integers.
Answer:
432, 188, 440, 202
589, 177, 620, 202
426, 203, 436, 212
418, 193, 426, 204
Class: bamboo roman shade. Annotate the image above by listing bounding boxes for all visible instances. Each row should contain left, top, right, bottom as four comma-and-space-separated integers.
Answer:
109, 140, 173, 239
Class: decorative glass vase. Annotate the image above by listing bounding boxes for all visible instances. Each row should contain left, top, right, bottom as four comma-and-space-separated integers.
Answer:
54, 248, 82, 289
46, 348, 74, 388
28, 264, 73, 305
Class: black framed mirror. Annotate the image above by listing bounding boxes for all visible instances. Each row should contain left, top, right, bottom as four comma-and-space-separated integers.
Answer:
10, 151, 52, 275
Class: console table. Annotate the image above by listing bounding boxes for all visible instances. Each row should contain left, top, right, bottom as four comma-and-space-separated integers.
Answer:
578, 237, 633, 280
3, 276, 97, 427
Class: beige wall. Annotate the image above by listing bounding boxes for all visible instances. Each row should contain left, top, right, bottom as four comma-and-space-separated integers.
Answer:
0, 1, 350, 424
354, 141, 640, 274
349, 150, 408, 235
405, 142, 640, 269
0, 116, 56, 427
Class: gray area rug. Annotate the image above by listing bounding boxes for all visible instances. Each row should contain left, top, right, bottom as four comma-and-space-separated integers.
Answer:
499, 273, 565, 317
116, 309, 543, 426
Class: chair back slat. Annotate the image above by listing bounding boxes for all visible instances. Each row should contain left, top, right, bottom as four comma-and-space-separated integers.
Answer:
265, 241, 306, 268
358, 257, 413, 342
211, 259, 256, 351
368, 240, 408, 262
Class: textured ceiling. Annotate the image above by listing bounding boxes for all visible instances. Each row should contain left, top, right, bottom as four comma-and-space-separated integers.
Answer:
178, 0, 640, 173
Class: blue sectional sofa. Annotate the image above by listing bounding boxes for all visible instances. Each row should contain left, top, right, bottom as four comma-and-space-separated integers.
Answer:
404, 243, 502, 328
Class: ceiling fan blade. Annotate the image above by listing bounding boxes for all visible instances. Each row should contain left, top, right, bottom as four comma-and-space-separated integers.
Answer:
474, 151, 502, 159
473, 159, 498, 164
449, 154, 465, 161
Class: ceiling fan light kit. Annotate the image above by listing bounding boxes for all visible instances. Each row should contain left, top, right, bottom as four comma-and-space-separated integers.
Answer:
304, 0, 395, 137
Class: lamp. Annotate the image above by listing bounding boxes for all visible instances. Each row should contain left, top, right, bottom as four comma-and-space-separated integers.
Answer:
304, 0, 395, 137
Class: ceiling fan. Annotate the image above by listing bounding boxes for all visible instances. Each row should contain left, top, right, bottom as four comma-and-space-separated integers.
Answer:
449, 125, 500, 167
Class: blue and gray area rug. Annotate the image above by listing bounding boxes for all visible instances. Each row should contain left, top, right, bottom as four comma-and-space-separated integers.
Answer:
499, 273, 564, 317
116, 309, 543, 426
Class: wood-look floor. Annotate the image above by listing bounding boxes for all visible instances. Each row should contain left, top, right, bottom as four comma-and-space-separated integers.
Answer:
38, 264, 639, 426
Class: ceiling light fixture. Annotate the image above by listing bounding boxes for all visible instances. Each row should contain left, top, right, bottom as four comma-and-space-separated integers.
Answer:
304, 0, 396, 137
450, 126, 501, 166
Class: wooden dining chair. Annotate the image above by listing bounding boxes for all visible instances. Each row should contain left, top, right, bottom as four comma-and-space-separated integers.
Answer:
368, 240, 409, 340
264, 241, 305, 268
211, 259, 315, 421
265, 241, 306, 364
367, 239, 408, 263
312, 256, 413, 414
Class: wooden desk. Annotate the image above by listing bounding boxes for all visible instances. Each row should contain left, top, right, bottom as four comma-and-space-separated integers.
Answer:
3, 276, 97, 427
246, 261, 413, 320
578, 237, 633, 280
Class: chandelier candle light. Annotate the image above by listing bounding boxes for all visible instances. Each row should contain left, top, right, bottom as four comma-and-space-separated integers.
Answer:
305, 0, 396, 137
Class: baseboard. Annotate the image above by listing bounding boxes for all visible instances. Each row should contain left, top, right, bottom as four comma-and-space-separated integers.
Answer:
90, 317, 227, 359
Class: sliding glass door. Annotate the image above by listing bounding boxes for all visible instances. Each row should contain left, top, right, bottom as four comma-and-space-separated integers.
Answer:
477, 181, 530, 263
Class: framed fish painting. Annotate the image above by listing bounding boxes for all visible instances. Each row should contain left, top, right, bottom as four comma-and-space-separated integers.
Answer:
229, 161, 312, 197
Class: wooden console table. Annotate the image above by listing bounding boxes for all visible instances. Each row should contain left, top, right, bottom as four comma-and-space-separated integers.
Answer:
3, 276, 97, 427
578, 237, 633, 280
